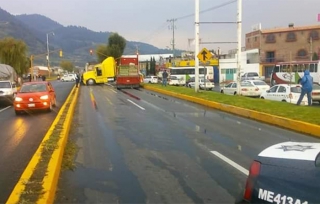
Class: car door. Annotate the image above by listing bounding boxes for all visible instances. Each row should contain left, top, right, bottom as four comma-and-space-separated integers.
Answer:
265, 85, 279, 100
224, 83, 234, 94
275, 85, 287, 101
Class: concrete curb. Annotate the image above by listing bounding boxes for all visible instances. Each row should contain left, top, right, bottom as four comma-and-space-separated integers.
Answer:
6, 86, 79, 204
143, 85, 320, 138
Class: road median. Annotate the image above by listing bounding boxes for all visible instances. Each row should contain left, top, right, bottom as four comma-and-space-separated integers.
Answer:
143, 84, 320, 138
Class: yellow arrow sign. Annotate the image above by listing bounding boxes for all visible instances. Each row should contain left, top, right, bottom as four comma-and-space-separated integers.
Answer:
197, 48, 212, 63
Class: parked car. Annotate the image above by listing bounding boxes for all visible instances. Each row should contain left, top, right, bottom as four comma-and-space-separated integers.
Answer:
0, 80, 17, 105
220, 81, 260, 96
312, 83, 320, 103
236, 141, 320, 204
241, 72, 265, 81
13, 81, 56, 115
168, 76, 184, 86
185, 77, 195, 87
242, 80, 270, 95
260, 84, 308, 105
60, 74, 76, 82
188, 78, 215, 90
143, 75, 158, 84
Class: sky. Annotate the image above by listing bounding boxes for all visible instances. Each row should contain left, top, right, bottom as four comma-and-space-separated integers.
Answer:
1, 0, 320, 54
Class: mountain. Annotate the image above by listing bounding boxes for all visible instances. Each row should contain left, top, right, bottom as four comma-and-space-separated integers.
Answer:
0, 8, 178, 66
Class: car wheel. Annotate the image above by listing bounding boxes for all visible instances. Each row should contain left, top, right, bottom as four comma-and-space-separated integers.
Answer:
87, 79, 95, 85
260, 97, 264, 99
282, 100, 286, 102
220, 90, 224, 94
234, 91, 237, 95
188, 84, 191, 88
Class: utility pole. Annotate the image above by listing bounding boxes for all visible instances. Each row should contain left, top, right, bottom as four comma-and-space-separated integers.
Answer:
195, 0, 200, 92
167, 18, 177, 62
236, 0, 242, 95
310, 36, 313, 61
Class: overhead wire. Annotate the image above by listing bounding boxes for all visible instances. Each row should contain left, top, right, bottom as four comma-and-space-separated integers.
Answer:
138, 0, 237, 47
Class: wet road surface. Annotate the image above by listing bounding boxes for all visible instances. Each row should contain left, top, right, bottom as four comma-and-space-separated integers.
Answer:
55, 84, 320, 203
0, 80, 74, 203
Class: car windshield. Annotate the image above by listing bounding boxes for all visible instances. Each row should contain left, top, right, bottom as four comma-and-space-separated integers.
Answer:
290, 86, 302, 93
253, 81, 268, 85
20, 84, 47, 93
0, 82, 11, 88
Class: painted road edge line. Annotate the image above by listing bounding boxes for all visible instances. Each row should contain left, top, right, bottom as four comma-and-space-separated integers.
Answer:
6, 85, 77, 204
210, 151, 249, 176
143, 85, 320, 138
0, 106, 11, 112
127, 99, 145, 110
38, 86, 79, 204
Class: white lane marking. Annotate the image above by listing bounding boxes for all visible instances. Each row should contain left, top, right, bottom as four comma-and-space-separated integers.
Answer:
210, 151, 249, 176
127, 99, 145, 110
111, 89, 117, 93
0, 106, 11, 113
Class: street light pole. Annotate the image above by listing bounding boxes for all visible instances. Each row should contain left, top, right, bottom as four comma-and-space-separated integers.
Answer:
46, 32, 54, 78
236, 0, 242, 95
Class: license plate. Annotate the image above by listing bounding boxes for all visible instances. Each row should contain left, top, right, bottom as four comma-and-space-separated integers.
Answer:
28, 103, 35, 107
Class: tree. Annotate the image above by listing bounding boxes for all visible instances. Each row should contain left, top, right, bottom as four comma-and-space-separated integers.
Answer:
146, 60, 149, 76
106, 33, 126, 63
150, 57, 156, 75
96, 45, 108, 63
0, 37, 29, 75
312, 52, 319, 61
60, 60, 74, 72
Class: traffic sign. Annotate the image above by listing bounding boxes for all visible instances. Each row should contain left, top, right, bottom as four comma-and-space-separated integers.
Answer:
197, 48, 212, 63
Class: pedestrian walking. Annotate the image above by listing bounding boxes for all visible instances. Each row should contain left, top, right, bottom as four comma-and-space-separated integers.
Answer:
297, 69, 313, 106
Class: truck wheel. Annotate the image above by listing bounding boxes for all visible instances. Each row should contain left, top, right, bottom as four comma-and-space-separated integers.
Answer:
87, 79, 95, 85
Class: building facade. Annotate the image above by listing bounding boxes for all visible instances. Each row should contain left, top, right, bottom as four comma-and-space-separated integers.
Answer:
219, 49, 260, 83
245, 24, 320, 80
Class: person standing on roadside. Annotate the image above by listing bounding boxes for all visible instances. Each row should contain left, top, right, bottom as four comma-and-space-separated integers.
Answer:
162, 70, 168, 86
297, 69, 313, 106
75, 72, 80, 88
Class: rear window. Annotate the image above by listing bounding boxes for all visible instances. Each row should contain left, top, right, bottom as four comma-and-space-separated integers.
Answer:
170, 76, 177, 79
313, 83, 320, 90
253, 81, 268, 85
0, 82, 11, 88
241, 82, 254, 87
290, 86, 302, 93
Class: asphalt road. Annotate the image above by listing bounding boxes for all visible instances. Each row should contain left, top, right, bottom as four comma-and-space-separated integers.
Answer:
55, 84, 320, 204
0, 80, 74, 203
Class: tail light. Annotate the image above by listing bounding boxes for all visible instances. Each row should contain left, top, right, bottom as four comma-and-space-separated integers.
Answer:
255, 88, 259, 91
241, 88, 248, 91
289, 93, 293, 99
243, 161, 261, 201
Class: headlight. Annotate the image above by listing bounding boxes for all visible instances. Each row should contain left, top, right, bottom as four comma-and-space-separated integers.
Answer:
40, 95, 49, 100
15, 97, 23, 102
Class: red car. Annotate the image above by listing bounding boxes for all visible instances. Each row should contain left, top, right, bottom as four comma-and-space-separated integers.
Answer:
14, 81, 56, 115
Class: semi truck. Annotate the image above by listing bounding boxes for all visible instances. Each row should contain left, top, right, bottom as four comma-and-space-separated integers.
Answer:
115, 56, 141, 89
82, 57, 116, 85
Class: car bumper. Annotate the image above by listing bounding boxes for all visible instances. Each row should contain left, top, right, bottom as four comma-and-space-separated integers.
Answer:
14, 101, 51, 111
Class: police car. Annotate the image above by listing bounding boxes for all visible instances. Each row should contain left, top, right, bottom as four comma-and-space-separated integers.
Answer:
237, 141, 320, 204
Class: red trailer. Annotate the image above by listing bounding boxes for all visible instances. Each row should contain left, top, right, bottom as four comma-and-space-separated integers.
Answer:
115, 56, 141, 89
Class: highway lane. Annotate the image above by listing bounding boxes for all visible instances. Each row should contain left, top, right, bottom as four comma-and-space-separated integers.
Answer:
0, 80, 74, 203
56, 85, 320, 203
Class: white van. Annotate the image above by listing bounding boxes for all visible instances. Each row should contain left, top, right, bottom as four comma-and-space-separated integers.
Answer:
0, 80, 17, 104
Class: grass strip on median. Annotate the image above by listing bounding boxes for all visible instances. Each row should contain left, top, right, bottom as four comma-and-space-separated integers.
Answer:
6, 86, 78, 204
143, 84, 320, 126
